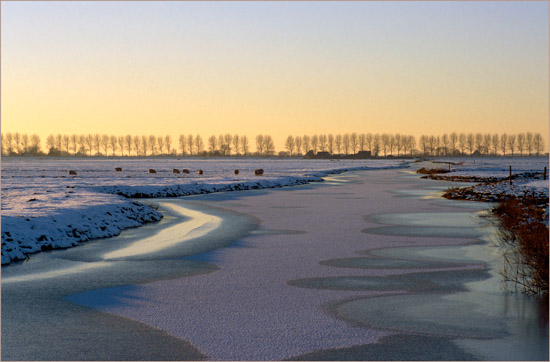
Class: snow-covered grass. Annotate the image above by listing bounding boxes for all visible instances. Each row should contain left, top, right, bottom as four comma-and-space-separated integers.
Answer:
424, 157, 549, 198
1, 157, 407, 265
430, 157, 548, 179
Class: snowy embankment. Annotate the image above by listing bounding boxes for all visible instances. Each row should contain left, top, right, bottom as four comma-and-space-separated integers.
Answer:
423, 157, 549, 200
1, 158, 407, 265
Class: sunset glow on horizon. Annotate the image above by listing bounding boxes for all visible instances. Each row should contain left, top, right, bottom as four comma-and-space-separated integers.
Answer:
1, 1, 548, 149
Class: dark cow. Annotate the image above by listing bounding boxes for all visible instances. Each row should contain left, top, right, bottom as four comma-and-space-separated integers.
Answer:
197, 169, 203, 175
115, 167, 122, 172
254, 169, 264, 176
182, 169, 190, 174
148, 169, 157, 174
68, 170, 77, 176
173, 169, 180, 174
234, 169, 239, 175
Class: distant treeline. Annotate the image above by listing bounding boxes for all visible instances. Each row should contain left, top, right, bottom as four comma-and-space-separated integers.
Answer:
1, 131, 546, 157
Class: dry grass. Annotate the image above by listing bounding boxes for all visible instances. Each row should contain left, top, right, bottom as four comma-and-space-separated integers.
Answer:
416, 167, 451, 175
493, 196, 549, 295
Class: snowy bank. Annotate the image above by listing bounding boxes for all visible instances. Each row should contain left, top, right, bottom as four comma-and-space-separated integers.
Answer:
1, 158, 407, 265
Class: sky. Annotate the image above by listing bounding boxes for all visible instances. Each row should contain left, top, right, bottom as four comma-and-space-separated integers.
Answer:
1, 1, 549, 150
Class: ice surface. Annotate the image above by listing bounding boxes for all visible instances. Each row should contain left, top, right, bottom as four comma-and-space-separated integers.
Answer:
1, 157, 406, 264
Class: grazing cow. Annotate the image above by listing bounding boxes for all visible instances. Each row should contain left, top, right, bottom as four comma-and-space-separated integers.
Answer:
234, 169, 239, 175
182, 169, 190, 174
115, 167, 122, 172
254, 169, 264, 176
68, 170, 77, 176
149, 169, 156, 174
173, 169, 180, 174
197, 169, 203, 175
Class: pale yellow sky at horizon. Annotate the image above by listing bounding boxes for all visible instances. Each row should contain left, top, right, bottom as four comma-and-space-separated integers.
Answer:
1, 1, 549, 150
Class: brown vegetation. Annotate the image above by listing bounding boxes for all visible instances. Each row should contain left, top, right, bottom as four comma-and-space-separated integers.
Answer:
416, 167, 451, 175
492, 197, 549, 295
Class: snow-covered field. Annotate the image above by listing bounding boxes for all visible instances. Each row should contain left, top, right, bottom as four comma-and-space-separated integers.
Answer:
1, 157, 407, 265
425, 157, 549, 201
430, 157, 548, 178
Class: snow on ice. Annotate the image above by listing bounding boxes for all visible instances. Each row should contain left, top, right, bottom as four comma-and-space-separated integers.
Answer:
1, 158, 407, 265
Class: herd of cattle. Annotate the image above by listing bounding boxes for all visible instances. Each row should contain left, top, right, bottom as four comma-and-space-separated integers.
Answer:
67, 168, 264, 176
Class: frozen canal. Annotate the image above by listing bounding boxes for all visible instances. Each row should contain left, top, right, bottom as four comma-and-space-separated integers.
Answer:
2, 165, 548, 360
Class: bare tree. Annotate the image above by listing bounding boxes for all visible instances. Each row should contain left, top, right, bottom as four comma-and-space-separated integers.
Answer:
449, 132, 458, 155
55, 134, 63, 152
466, 133, 475, 156
195, 134, 204, 155
388, 134, 395, 156
223, 134, 232, 155
5, 133, 14, 154
46, 134, 55, 153
232, 134, 240, 155
13, 133, 21, 154
419, 135, 429, 156
525, 132, 534, 156
187, 134, 194, 156
500, 133, 508, 156
474, 133, 483, 155
491, 133, 499, 156
406, 135, 416, 156
311, 135, 319, 153
507, 134, 516, 157
517, 133, 525, 156
133, 135, 141, 156
302, 135, 311, 154
295, 136, 303, 155
140, 135, 148, 156
358, 133, 366, 152
91, 134, 100, 156
124, 135, 132, 156
334, 134, 342, 154
435, 136, 441, 156
20, 134, 29, 154
327, 134, 334, 154
394, 134, 402, 156
342, 133, 351, 155
264, 135, 275, 155
427, 136, 436, 157
285, 135, 295, 156
165, 135, 172, 155
85, 134, 94, 156
350, 132, 358, 154
256, 135, 265, 156
380, 134, 389, 156
458, 133, 466, 155
319, 134, 328, 152
208, 135, 217, 153
441, 134, 449, 156
533, 133, 544, 156
147, 135, 156, 156
365, 133, 373, 152
97, 135, 107, 156
108, 136, 116, 156
157, 136, 165, 155
178, 134, 186, 156
482, 133, 491, 156
241, 135, 249, 155
30, 134, 41, 154
373, 134, 381, 156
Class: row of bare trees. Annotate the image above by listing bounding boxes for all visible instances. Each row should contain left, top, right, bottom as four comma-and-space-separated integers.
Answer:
2, 131, 546, 157
1, 132, 273, 157
284, 133, 416, 156
418, 132, 545, 157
